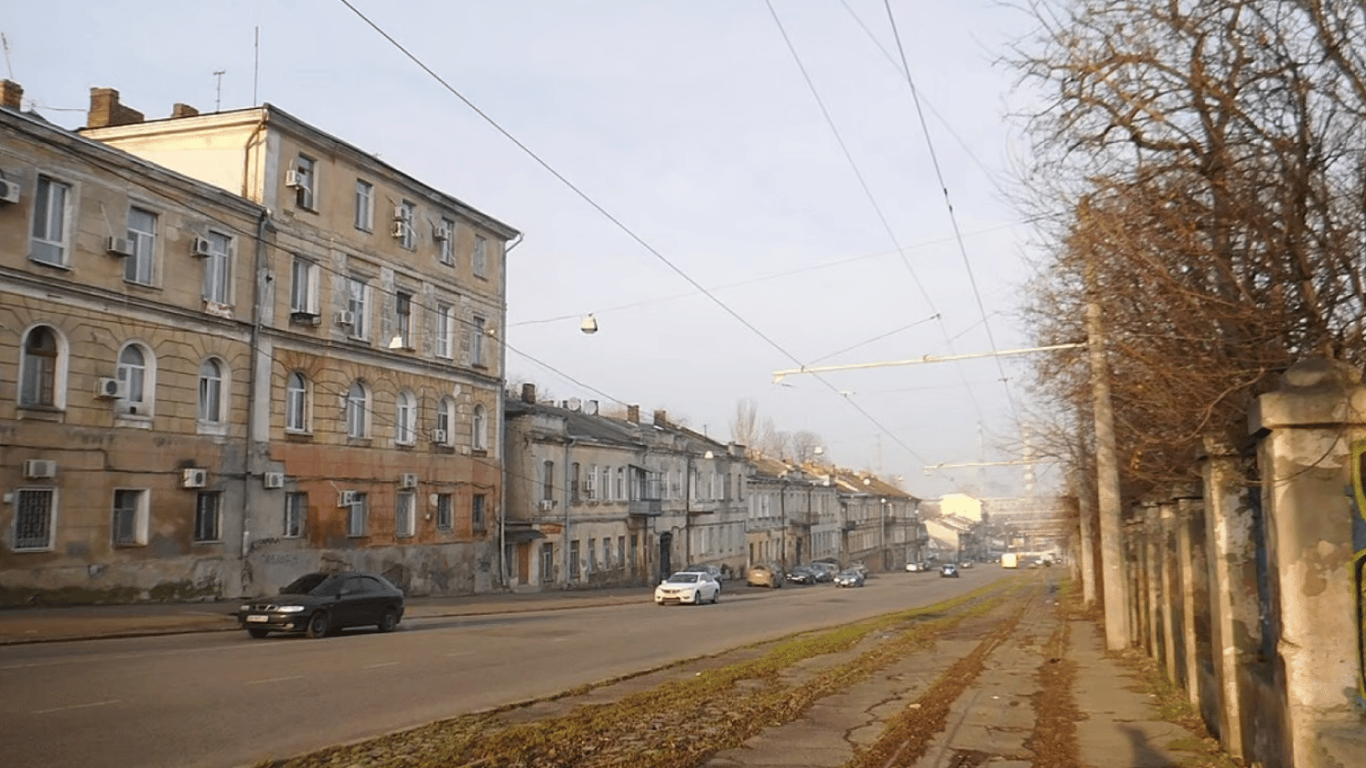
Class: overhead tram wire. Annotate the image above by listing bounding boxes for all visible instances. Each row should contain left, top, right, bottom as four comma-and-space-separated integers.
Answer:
336, 0, 939, 475
881, 0, 1020, 423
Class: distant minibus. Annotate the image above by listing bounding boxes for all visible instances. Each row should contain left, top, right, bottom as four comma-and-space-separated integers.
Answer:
1000, 553, 1019, 569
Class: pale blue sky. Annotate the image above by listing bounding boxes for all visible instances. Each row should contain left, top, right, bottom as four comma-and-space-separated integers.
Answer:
5, 1, 1051, 499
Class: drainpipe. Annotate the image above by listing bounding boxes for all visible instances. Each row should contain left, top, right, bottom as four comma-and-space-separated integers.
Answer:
562, 436, 577, 589
241, 207, 271, 597
494, 236, 519, 592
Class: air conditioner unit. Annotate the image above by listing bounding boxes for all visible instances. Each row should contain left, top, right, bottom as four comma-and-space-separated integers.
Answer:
23, 459, 57, 480
338, 490, 358, 507
392, 205, 408, 221
334, 310, 355, 326
95, 376, 127, 399
433, 223, 451, 241
539, 499, 555, 512
106, 237, 136, 257
285, 169, 305, 188
190, 237, 214, 257
399, 473, 418, 489
0, 178, 20, 204
262, 471, 285, 489
182, 468, 209, 489
432, 428, 448, 444
390, 220, 407, 239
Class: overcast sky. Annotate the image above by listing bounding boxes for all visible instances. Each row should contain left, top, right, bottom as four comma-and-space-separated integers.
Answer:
7, 1, 1053, 500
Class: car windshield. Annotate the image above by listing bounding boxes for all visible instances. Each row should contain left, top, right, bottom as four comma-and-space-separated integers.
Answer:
280, 573, 335, 595
666, 573, 700, 584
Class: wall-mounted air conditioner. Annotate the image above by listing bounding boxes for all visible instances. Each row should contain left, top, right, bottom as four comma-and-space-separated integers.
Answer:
285, 169, 305, 188
539, 499, 555, 512
263, 472, 285, 489
390, 221, 407, 239
399, 473, 418, 489
106, 237, 135, 257
432, 428, 448, 444
190, 237, 214, 257
182, 468, 209, 489
96, 377, 127, 399
334, 310, 355, 326
338, 490, 358, 507
433, 223, 451, 241
0, 178, 20, 204
23, 459, 57, 480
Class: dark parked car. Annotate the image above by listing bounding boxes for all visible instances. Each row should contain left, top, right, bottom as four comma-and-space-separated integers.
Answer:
833, 569, 866, 588
787, 565, 818, 584
238, 571, 405, 639
806, 562, 838, 582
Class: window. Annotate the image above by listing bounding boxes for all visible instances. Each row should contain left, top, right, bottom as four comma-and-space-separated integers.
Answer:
285, 371, 309, 432
290, 256, 319, 315
116, 343, 152, 415
346, 277, 369, 339
600, 465, 611, 501
112, 489, 147, 546
394, 292, 412, 349
202, 231, 232, 305
541, 543, 554, 583
293, 155, 316, 209
348, 493, 368, 536
569, 540, 581, 579
588, 538, 597, 572
472, 403, 488, 451
19, 325, 59, 407
125, 207, 156, 285
346, 380, 369, 438
584, 464, 596, 500
436, 303, 455, 359
284, 492, 306, 537
438, 217, 455, 265
194, 492, 221, 542
571, 462, 581, 502
601, 537, 611, 569
396, 492, 415, 537
472, 493, 486, 531
471, 315, 486, 367
617, 536, 626, 570
197, 358, 224, 424
436, 396, 455, 445
436, 493, 453, 531
398, 200, 416, 249
615, 467, 625, 500
354, 179, 374, 231
14, 489, 56, 551
474, 235, 488, 278
396, 390, 416, 444
31, 176, 70, 266
542, 460, 554, 501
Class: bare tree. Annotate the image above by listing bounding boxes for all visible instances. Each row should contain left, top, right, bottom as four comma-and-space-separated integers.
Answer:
790, 430, 824, 463
730, 398, 760, 452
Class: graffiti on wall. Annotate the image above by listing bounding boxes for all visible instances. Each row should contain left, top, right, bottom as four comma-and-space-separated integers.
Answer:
1350, 439, 1366, 702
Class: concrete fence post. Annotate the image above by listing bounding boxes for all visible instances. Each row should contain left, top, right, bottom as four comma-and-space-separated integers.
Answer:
1143, 502, 1162, 660
1175, 495, 1202, 705
1249, 358, 1366, 768
1160, 500, 1179, 682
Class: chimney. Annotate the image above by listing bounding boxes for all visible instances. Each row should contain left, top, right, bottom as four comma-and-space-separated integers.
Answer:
626, 404, 640, 424
171, 103, 200, 119
87, 88, 145, 129
0, 80, 23, 110
521, 383, 536, 404
653, 409, 668, 427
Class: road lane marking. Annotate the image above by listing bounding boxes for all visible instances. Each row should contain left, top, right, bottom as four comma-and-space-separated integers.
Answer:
246, 675, 304, 685
362, 661, 399, 669
33, 699, 120, 714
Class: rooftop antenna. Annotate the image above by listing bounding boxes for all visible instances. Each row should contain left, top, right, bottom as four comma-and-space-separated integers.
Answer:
212, 69, 226, 112
253, 27, 259, 106
1, 34, 14, 80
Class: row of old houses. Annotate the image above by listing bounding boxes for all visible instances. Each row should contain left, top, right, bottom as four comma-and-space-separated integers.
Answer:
0, 81, 923, 606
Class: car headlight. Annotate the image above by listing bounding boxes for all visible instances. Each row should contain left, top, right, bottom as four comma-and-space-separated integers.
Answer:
239, 604, 251, 612
277, 605, 306, 613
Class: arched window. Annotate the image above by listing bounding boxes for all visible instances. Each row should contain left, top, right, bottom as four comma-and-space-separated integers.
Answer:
435, 395, 456, 445
116, 343, 156, 415
197, 358, 224, 423
346, 381, 369, 438
20, 326, 60, 407
472, 403, 487, 450
285, 371, 308, 432
395, 390, 416, 444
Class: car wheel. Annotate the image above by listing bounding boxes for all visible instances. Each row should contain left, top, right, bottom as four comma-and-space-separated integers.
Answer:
305, 611, 330, 639
711, 588, 720, 604
247, 628, 270, 639
377, 607, 399, 633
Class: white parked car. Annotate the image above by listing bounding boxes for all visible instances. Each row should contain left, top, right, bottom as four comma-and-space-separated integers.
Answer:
655, 571, 721, 606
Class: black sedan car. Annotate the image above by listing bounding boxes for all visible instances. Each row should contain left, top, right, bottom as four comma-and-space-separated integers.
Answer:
238, 571, 405, 639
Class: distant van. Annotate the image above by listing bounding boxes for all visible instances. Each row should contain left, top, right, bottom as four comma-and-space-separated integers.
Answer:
1000, 553, 1018, 569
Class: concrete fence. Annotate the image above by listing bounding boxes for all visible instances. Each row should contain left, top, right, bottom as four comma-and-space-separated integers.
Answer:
1082, 358, 1366, 768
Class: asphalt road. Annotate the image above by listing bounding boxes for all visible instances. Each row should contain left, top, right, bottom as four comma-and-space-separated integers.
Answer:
0, 569, 1009, 768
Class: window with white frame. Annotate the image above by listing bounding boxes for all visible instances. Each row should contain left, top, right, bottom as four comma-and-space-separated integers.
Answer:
599, 465, 611, 501
290, 256, 319, 315
293, 154, 316, 210
398, 200, 416, 249
346, 277, 369, 340
584, 464, 597, 500
285, 371, 309, 432
354, 179, 374, 231
395, 390, 416, 444
394, 291, 412, 349
125, 207, 157, 285
31, 176, 71, 266
201, 231, 232, 305
112, 489, 147, 546
116, 343, 153, 416
14, 488, 56, 551
438, 217, 455, 265
472, 403, 487, 451
436, 493, 453, 531
284, 492, 306, 537
542, 460, 554, 501
197, 358, 225, 424
473, 235, 488, 277
436, 396, 455, 445
615, 467, 625, 500
436, 303, 454, 359
396, 492, 415, 537
346, 380, 370, 438
194, 492, 221, 542
348, 493, 368, 536
19, 325, 60, 408
471, 315, 486, 367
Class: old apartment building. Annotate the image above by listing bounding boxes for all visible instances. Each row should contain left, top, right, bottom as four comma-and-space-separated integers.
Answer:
0, 83, 518, 604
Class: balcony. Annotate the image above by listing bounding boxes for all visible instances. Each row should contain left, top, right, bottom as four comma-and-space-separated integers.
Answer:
628, 499, 662, 517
